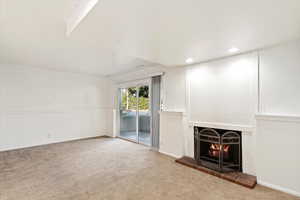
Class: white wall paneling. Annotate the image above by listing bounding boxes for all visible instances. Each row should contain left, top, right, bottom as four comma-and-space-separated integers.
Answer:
256, 115, 300, 197
0, 64, 114, 151
260, 40, 300, 115
160, 52, 259, 175
186, 53, 258, 126
158, 40, 300, 196
256, 40, 300, 196
159, 111, 185, 158
161, 67, 186, 112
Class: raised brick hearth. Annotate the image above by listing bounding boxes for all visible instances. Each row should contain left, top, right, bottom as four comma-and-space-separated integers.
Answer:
176, 156, 257, 189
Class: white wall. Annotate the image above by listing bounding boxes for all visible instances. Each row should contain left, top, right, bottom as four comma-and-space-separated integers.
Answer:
256, 116, 300, 197
159, 67, 188, 159
0, 64, 114, 151
187, 53, 258, 126
260, 40, 300, 115
159, 111, 185, 158
256, 41, 300, 196
160, 40, 300, 196
161, 67, 186, 112
160, 53, 258, 175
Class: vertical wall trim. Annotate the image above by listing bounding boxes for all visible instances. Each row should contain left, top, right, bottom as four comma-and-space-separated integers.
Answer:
0, 0, 5, 20
116, 88, 121, 137
185, 67, 191, 121
257, 51, 261, 113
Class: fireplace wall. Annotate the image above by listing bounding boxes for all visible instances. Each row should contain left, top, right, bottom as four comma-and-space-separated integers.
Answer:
159, 40, 300, 196
160, 52, 257, 175
159, 111, 256, 175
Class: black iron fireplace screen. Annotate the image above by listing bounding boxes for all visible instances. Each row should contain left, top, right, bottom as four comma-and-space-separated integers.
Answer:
194, 127, 242, 172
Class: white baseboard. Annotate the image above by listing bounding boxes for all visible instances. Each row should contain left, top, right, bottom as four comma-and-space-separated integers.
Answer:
258, 180, 300, 197
159, 150, 182, 159
0, 133, 107, 152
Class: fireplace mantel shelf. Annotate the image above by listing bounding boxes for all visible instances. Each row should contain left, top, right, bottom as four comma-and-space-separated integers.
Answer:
189, 121, 254, 132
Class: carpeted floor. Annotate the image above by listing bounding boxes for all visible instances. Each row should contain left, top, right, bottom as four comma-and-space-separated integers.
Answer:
0, 137, 299, 200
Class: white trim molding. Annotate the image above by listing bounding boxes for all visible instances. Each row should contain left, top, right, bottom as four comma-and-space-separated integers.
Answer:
0, 134, 107, 152
258, 180, 300, 198
189, 121, 255, 132
255, 113, 300, 123
159, 150, 182, 159
159, 110, 186, 117
117, 78, 151, 89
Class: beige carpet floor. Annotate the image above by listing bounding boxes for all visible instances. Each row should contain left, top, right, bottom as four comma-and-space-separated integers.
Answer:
0, 137, 299, 200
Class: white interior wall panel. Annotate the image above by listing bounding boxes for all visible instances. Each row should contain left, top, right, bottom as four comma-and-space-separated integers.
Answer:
0, 64, 114, 151
187, 53, 258, 126
259, 40, 300, 115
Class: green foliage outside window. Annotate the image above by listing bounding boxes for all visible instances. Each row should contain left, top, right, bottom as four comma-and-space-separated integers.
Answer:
121, 86, 149, 110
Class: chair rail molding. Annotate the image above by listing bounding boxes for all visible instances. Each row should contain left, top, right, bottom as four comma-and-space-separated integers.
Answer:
255, 113, 300, 123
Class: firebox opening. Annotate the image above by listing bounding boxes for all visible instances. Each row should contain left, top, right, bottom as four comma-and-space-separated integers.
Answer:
194, 127, 242, 173
209, 144, 230, 159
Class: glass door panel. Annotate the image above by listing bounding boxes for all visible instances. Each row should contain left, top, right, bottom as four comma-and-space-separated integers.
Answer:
138, 85, 151, 146
119, 87, 138, 142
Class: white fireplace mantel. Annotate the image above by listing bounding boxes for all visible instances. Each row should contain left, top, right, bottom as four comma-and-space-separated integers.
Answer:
189, 121, 255, 133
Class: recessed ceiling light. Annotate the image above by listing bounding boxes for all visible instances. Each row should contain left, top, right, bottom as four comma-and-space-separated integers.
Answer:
228, 47, 240, 53
185, 58, 194, 64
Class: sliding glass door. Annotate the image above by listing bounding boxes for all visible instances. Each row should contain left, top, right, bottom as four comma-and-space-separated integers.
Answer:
120, 87, 138, 142
138, 86, 150, 145
119, 85, 151, 146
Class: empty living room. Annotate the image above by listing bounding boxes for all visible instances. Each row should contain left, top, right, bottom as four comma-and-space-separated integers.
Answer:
1, 0, 300, 199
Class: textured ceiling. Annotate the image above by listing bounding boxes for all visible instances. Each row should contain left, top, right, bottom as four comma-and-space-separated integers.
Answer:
0, 0, 300, 76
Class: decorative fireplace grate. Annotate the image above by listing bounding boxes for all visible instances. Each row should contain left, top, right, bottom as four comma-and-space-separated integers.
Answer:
194, 127, 242, 173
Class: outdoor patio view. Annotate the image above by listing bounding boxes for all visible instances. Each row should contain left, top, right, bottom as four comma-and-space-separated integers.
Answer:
120, 86, 151, 145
